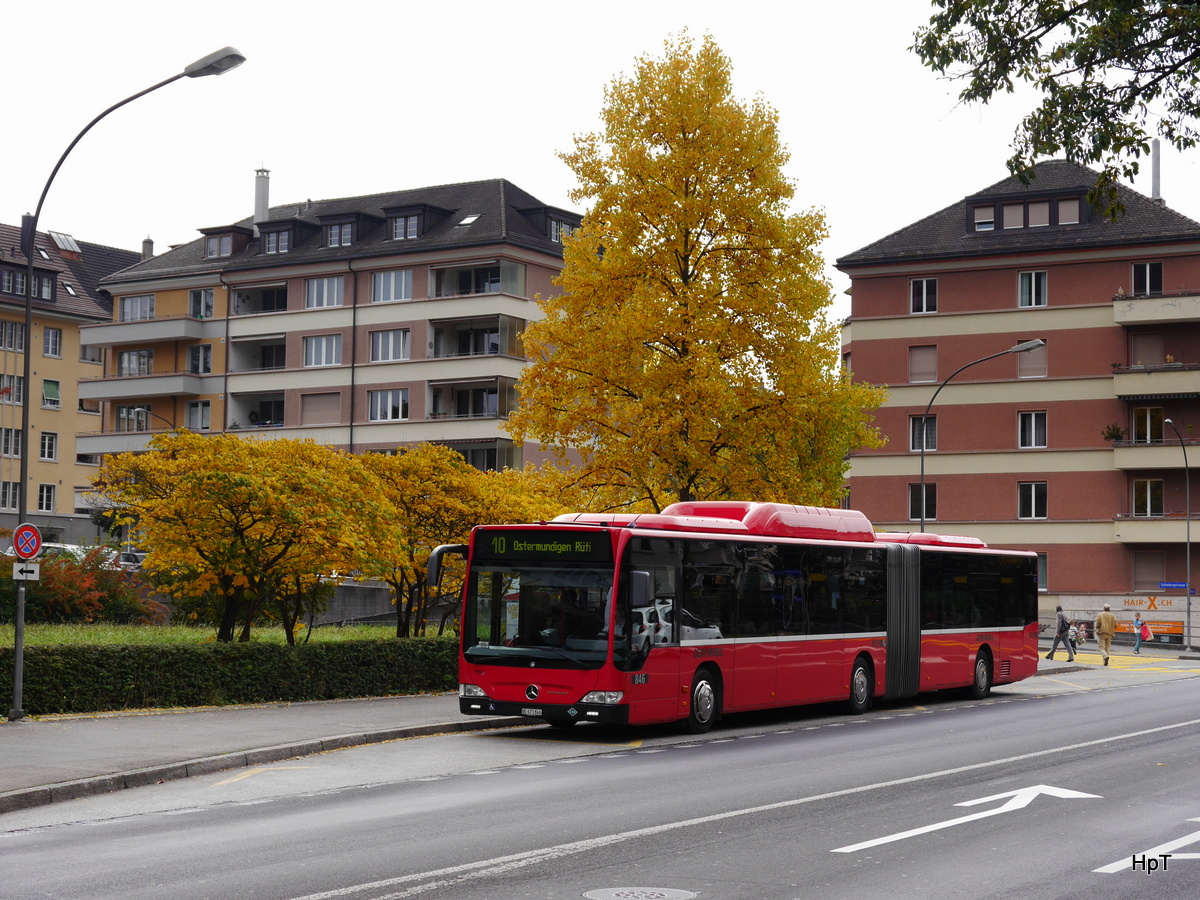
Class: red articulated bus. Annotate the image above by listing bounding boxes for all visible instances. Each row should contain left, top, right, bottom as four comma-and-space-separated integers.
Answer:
429, 501, 1039, 733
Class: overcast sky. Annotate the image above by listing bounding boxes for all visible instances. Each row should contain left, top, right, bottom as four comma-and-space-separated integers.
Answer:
6, 0, 1199, 321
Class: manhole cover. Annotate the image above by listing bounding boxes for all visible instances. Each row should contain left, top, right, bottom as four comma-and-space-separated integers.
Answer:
583, 890, 698, 900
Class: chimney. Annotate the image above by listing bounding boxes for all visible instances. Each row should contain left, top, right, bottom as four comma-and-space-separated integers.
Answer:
141, 236, 154, 261
1151, 139, 1163, 205
254, 168, 270, 236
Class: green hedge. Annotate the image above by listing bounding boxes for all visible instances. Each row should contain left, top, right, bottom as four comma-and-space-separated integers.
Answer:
0, 639, 458, 715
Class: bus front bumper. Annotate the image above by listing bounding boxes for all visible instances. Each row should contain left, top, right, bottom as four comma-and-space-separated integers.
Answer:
459, 696, 631, 726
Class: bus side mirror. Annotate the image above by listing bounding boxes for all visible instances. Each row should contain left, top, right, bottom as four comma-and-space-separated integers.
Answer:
427, 544, 467, 589
629, 570, 652, 608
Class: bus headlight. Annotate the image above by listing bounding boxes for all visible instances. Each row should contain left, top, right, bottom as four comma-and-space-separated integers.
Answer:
459, 684, 487, 698
580, 691, 624, 705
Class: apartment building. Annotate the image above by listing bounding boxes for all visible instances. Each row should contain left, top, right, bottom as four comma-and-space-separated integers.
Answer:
80, 173, 580, 470
837, 159, 1200, 640
0, 223, 140, 541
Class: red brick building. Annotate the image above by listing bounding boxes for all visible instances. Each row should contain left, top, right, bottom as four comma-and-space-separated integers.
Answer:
837, 160, 1200, 643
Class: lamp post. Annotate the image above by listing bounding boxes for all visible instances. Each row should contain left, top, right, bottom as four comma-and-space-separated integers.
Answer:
8, 47, 246, 723
1164, 418, 1192, 651
918, 339, 1046, 532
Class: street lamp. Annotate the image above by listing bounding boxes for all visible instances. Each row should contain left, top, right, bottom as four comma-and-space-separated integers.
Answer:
918, 339, 1046, 532
8, 47, 245, 723
1164, 418, 1193, 651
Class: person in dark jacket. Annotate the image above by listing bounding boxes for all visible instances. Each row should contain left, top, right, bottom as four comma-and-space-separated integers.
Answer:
1045, 605, 1075, 661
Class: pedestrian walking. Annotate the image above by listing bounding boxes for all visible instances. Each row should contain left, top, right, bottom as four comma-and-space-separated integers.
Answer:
1046, 605, 1075, 661
1094, 604, 1118, 666
1133, 613, 1145, 654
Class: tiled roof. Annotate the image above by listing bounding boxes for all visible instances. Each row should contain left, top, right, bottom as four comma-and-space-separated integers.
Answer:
0, 223, 139, 320
102, 178, 579, 285
836, 159, 1200, 269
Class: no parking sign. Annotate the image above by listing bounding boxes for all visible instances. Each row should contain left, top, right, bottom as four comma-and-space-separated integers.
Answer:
12, 523, 41, 560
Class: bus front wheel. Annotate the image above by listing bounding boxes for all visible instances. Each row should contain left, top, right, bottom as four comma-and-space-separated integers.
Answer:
847, 656, 874, 714
685, 669, 720, 734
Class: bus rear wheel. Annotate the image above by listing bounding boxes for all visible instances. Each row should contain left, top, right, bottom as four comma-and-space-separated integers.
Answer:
966, 651, 992, 700
685, 669, 720, 734
846, 656, 874, 714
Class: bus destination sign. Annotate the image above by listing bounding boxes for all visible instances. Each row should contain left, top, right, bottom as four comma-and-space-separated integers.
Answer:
475, 529, 611, 564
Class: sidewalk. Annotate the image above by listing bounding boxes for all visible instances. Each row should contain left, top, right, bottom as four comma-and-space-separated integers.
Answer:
3, 644, 1196, 816
0, 693, 522, 814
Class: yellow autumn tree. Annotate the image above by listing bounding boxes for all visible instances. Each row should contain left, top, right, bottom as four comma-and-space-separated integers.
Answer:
507, 33, 886, 512
94, 432, 386, 643
355, 446, 570, 637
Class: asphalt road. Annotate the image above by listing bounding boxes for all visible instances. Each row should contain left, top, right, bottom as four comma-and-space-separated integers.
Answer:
3, 661, 1199, 900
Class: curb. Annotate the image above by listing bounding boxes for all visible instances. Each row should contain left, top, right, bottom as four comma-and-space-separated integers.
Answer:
0, 716, 527, 815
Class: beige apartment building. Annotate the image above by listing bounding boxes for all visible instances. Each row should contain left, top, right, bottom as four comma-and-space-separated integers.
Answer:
80, 173, 579, 470
0, 224, 140, 542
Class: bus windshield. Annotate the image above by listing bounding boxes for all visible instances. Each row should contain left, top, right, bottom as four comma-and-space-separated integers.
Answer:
464, 563, 613, 667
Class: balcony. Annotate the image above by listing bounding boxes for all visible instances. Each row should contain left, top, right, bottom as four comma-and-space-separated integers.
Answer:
1113, 514, 1196, 544
78, 371, 221, 401
1112, 363, 1200, 400
1113, 289, 1200, 325
80, 315, 224, 348
1112, 438, 1199, 470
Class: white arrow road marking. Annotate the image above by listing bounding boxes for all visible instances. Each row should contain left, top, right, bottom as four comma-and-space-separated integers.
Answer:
833, 784, 1101, 853
1095, 817, 1200, 873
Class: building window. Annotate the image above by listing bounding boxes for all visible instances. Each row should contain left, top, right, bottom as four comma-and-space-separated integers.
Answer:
372, 270, 413, 303
305, 276, 343, 308
263, 231, 290, 254
1132, 407, 1163, 443
186, 401, 211, 431
43, 327, 61, 358
0, 322, 25, 352
1003, 203, 1024, 229
117, 349, 153, 376
0, 271, 10, 293
39, 432, 57, 461
1058, 198, 1080, 225
0, 428, 21, 458
911, 278, 937, 314
1129, 332, 1164, 367
908, 345, 937, 383
1019, 270, 1048, 307
1133, 551, 1165, 591
1018, 481, 1047, 519
1018, 411, 1047, 448
63, 282, 77, 297
0, 482, 17, 510
910, 415, 936, 451
38, 276, 52, 300
368, 388, 409, 421
205, 235, 232, 258
79, 398, 100, 414
116, 404, 150, 432
550, 219, 576, 242
300, 392, 340, 425
1028, 200, 1050, 227
42, 380, 60, 409
909, 483, 936, 521
80, 344, 102, 364
1133, 262, 1163, 297
326, 223, 352, 247
0, 375, 25, 404
370, 329, 411, 362
119, 294, 155, 321
1133, 479, 1164, 517
37, 484, 54, 513
1017, 338, 1048, 378
189, 288, 215, 318
188, 344, 212, 375
973, 205, 994, 232
392, 216, 418, 240
303, 335, 342, 367
1037, 553, 1048, 590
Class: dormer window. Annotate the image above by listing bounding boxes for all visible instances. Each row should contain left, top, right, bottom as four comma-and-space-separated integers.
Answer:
1059, 198, 1080, 225
263, 230, 290, 254
550, 218, 577, 242
327, 223, 352, 247
392, 215, 419, 240
973, 206, 995, 232
206, 235, 232, 258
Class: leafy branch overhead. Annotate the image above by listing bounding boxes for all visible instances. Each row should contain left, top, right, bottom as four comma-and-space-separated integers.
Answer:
912, 1, 1200, 218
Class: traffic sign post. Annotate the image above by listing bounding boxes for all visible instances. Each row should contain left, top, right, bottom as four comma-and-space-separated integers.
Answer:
8, 523, 39, 722
13, 523, 41, 560
12, 562, 39, 581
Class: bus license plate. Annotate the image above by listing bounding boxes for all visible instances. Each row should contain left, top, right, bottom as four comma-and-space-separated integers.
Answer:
521, 707, 542, 716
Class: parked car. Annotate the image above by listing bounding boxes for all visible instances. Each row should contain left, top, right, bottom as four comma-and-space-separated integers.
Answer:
39, 543, 122, 570
118, 550, 148, 572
